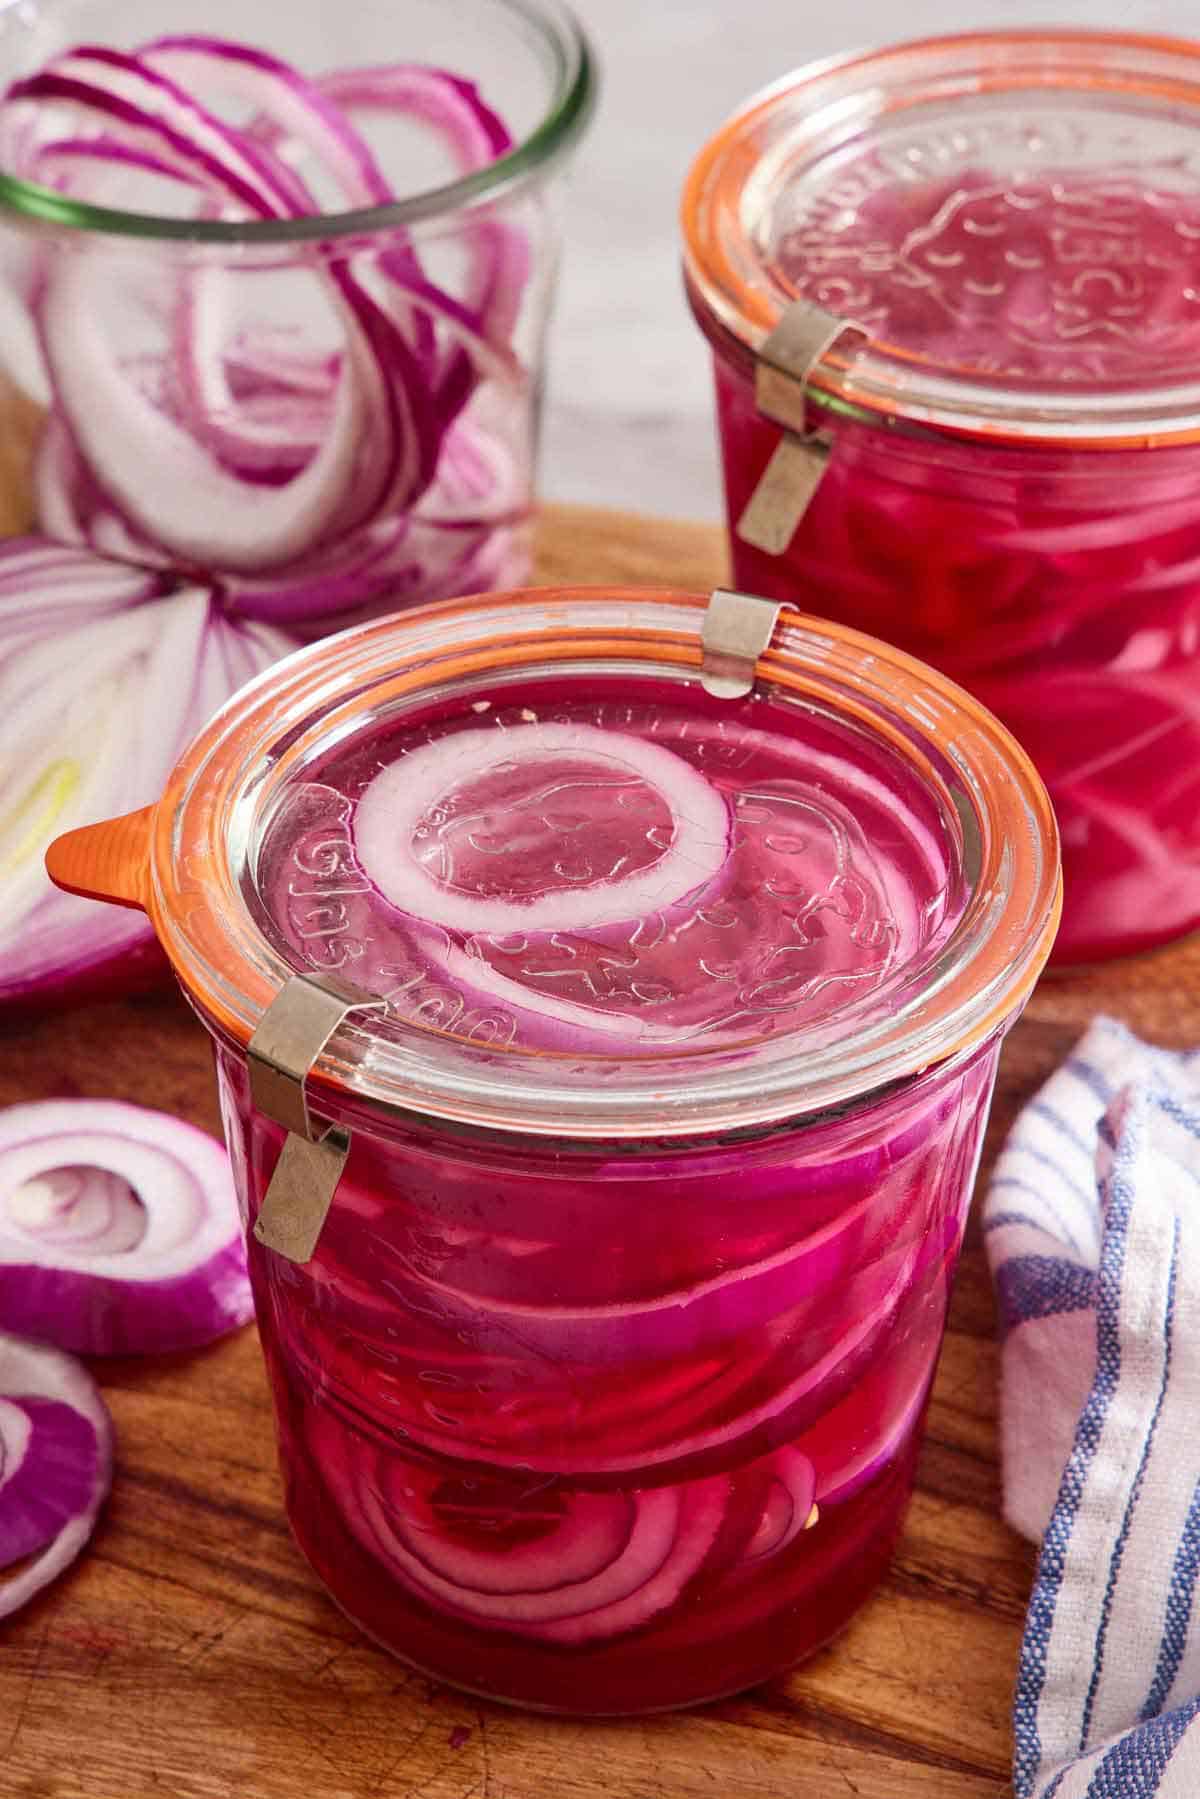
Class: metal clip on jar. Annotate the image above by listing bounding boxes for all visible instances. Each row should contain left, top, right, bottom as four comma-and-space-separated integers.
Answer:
47, 585, 1058, 1713
683, 28, 1200, 967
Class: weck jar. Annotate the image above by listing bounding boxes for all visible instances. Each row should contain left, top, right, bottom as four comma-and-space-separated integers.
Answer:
682, 28, 1200, 967
47, 584, 1060, 1712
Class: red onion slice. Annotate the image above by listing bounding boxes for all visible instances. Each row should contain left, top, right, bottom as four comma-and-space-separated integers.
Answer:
353, 722, 731, 934
7, 64, 281, 217
532, 1479, 729, 1646
370, 1184, 921, 1366
39, 252, 382, 573
362, 1478, 683, 1626
382, 1476, 638, 1598
313, 1403, 730, 1644
300, 1230, 924, 1485
26, 46, 299, 210
142, 37, 395, 210
741, 1449, 817, 1562
0, 1100, 252, 1355
803, 1331, 941, 1507
0, 1331, 112, 1618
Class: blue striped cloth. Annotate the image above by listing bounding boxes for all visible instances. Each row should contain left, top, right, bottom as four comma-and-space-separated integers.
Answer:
985, 1017, 1200, 1799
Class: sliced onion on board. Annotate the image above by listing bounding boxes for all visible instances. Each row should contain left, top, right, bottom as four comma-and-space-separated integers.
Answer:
0, 1100, 252, 1355
0, 1331, 112, 1618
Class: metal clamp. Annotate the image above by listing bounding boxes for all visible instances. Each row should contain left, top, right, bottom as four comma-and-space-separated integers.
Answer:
737, 300, 867, 557
248, 972, 379, 1265
701, 589, 784, 699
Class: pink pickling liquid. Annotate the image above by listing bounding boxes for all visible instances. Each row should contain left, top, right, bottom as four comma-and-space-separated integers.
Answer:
253, 681, 962, 1047
707, 168, 1200, 964
225, 677, 998, 1711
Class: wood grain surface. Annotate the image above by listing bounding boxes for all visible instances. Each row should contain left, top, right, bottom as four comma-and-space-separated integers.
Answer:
4, 504, 1198, 1799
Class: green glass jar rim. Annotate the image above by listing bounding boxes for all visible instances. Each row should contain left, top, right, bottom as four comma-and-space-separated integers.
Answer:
0, 0, 594, 245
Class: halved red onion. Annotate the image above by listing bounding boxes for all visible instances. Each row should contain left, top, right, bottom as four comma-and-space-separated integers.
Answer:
352, 722, 731, 934
0, 536, 290, 1010
0, 1100, 252, 1355
0, 1331, 112, 1617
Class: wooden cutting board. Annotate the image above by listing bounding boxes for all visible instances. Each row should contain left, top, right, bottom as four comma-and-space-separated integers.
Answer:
4, 503, 1199, 1799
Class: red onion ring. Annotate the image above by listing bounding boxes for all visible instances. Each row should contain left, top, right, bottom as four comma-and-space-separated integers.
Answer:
0, 1331, 112, 1618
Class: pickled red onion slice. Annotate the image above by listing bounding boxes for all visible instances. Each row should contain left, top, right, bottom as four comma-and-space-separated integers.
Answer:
742, 1449, 817, 1561
802, 1329, 940, 1506
383, 1477, 638, 1597
352, 722, 731, 933
0, 1331, 112, 1618
368, 1182, 921, 1366
302, 1232, 923, 1483
533, 1481, 728, 1646
0, 539, 291, 1010
363, 1479, 684, 1625
314, 1402, 730, 1643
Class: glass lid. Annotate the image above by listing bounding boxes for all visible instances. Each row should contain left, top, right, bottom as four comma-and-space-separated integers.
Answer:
682, 30, 1200, 446
95, 587, 1058, 1137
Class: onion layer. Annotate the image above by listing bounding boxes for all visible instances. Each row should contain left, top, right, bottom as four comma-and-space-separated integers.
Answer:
0, 537, 291, 1009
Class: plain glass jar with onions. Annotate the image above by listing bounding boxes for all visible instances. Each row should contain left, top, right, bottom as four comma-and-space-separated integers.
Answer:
682, 29, 1200, 967
46, 584, 1059, 1713
0, 0, 592, 633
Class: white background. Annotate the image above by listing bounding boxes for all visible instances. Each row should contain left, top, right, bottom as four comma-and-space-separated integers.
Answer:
544, 0, 1196, 519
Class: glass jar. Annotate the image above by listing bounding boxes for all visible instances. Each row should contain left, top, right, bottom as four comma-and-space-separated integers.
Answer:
682, 29, 1200, 967
0, 0, 593, 631
47, 584, 1060, 1712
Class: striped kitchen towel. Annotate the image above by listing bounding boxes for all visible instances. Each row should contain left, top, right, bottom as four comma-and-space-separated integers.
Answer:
985, 1016, 1200, 1799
